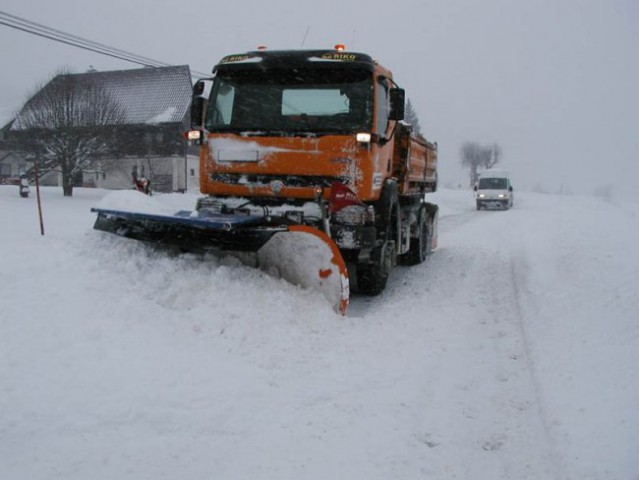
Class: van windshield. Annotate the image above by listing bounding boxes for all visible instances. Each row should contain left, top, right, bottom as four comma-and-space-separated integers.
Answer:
478, 177, 508, 190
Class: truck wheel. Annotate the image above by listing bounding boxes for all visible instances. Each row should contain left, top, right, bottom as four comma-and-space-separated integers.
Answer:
476, 201, 481, 210
401, 206, 430, 265
357, 240, 395, 295
357, 183, 399, 295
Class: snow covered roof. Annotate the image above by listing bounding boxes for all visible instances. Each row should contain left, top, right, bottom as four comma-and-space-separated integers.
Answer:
0, 119, 15, 139
14, 65, 193, 128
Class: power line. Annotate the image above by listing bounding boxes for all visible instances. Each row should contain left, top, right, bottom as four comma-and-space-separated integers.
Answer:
0, 11, 172, 68
0, 10, 170, 67
0, 10, 211, 78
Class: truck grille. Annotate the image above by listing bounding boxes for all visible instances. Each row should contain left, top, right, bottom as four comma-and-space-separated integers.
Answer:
210, 173, 351, 188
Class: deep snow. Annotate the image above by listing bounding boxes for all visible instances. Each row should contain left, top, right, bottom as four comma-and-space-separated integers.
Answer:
1, 185, 637, 479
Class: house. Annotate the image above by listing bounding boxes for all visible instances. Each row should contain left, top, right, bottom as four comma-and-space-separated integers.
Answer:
0, 151, 28, 184
3, 65, 199, 192
0, 120, 30, 184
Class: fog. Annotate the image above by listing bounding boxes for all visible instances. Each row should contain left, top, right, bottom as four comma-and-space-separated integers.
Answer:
1, 0, 638, 196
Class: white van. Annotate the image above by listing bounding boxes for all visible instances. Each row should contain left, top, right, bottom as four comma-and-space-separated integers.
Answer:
474, 170, 514, 210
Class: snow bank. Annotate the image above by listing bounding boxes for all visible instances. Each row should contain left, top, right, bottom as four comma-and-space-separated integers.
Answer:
1, 185, 637, 479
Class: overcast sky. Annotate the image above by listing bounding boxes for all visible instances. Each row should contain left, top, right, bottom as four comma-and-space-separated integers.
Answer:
1, 0, 637, 196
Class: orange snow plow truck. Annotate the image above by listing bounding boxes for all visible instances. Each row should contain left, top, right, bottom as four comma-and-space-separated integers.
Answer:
92, 47, 438, 314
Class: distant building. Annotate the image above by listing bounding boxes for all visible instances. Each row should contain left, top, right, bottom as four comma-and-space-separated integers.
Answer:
2, 65, 199, 192
0, 120, 29, 184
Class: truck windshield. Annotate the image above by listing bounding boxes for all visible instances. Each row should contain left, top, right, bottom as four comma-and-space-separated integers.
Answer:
478, 178, 508, 189
205, 68, 373, 134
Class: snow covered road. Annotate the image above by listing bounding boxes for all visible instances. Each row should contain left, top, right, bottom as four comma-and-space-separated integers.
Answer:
1, 186, 637, 479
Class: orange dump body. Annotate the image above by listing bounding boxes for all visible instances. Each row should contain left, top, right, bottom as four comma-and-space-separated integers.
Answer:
392, 124, 438, 196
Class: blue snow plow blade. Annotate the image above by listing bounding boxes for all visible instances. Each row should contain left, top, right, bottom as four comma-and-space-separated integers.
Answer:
91, 207, 288, 252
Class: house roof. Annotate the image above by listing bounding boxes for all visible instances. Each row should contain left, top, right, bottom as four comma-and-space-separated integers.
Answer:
1, 119, 15, 138
13, 65, 193, 129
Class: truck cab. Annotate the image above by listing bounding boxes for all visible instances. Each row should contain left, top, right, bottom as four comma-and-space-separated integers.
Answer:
474, 170, 513, 210
187, 46, 438, 295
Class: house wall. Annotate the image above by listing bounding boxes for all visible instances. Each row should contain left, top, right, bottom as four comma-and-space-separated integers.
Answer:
92, 154, 197, 192
184, 154, 200, 193
1, 153, 199, 192
0, 152, 30, 182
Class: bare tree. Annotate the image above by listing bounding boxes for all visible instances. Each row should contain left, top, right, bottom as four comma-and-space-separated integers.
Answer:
13, 70, 126, 196
460, 141, 502, 186
460, 141, 488, 186
487, 143, 501, 169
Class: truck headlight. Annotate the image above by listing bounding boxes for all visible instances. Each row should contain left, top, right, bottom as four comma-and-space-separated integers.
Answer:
356, 133, 371, 143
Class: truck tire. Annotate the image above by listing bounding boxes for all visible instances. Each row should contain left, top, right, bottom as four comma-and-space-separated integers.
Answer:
357, 182, 399, 295
401, 206, 430, 265
357, 240, 395, 295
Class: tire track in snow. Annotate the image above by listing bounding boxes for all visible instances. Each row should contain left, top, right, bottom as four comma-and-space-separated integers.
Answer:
444, 204, 564, 478
358, 203, 566, 478
508, 251, 564, 479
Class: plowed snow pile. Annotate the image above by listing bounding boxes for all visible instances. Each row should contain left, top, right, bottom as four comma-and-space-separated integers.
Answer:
1, 185, 637, 479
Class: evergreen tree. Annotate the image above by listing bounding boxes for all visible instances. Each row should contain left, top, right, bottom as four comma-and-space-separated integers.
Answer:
404, 98, 422, 136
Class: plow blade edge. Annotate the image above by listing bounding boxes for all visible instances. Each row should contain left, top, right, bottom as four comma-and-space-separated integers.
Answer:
92, 208, 349, 314
257, 225, 349, 315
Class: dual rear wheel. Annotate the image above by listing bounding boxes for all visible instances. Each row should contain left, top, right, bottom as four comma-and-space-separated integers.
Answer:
401, 205, 432, 265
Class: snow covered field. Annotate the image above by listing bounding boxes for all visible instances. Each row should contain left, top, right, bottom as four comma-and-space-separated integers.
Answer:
1, 185, 637, 479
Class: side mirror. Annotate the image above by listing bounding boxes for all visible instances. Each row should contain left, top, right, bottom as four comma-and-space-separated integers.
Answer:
190, 80, 208, 129
191, 97, 204, 129
473, 185, 478, 191
389, 88, 405, 121
509, 186, 513, 192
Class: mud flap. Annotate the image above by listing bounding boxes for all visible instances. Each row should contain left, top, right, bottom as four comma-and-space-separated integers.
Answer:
257, 225, 350, 315
425, 202, 439, 250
